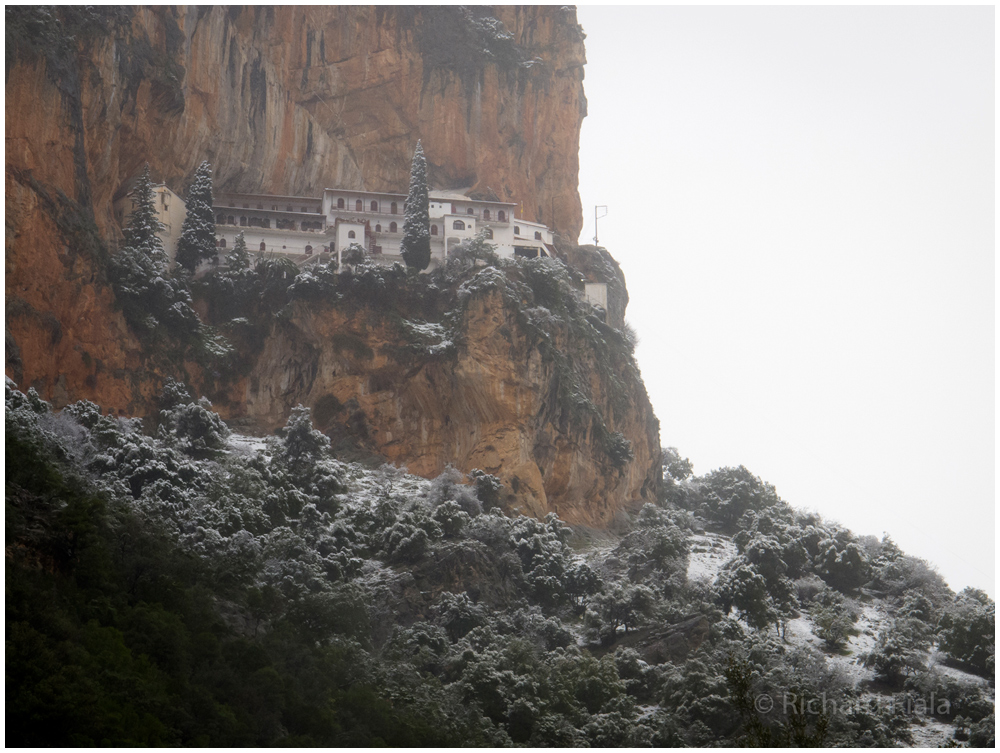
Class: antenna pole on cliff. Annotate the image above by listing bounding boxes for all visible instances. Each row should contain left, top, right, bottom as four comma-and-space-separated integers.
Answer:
594, 205, 608, 246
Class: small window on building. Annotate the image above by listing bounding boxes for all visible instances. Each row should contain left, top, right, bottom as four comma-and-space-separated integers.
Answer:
305, 245, 313, 255
375, 224, 382, 232
484, 228, 494, 239
355, 200, 363, 212
240, 216, 247, 226
228, 215, 235, 225
348, 230, 356, 239
451, 204, 457, 214
216, 214, 224, 223
287, 205, 294, 212
371, 200, 378, 212
514, 225, 520, 234
337, 198, 345, 209
390, 222, 398, 233
431, 224, 438, 236
467, 207, 474, 215
260, 241, 266, 251
218, 238, 227, 248
390, 201, 398, 214
262, 219, 271, 229
453, 220, 465, 230
498, 210, 506, 222
483, 209, 491, 220
534, 231, 542, 240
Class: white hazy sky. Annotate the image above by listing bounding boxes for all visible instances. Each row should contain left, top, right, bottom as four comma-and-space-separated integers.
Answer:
576, 5, 994, 597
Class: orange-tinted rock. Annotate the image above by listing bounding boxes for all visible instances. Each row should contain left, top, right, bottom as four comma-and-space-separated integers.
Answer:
6, 6, 586, 410
217, 287, 660, 528
5, 7, 662, 526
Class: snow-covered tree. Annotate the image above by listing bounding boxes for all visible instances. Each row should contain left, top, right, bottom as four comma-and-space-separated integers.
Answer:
227, 230, 251, 271
400, 140, 431, 271
122, 163, 168, 268
175, 161, 217, 273
110, 164, 200, 338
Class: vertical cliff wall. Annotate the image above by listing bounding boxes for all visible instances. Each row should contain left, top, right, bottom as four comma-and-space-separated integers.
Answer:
6, 5, 586, 412
5, 6, 663, 525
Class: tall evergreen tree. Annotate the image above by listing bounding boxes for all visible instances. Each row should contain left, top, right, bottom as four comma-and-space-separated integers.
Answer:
122, 164, 168, 270
400, 141, 431, 271
110, 164, 200, 338
175, 161, 217, 273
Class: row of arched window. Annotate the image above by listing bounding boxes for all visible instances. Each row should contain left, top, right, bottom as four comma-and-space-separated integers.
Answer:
330, 198, 508, 224
450, 205, 508, 222
336, 198, 400, 214
216, 237, 318, 255
216, 214, 322, 232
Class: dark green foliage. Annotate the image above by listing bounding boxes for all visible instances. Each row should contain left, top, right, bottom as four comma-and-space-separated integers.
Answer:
696, 465, 786, 533
861, 617, 933, 686
604, 430, 634, 468
158, 397, 231, 459
663, 446, 694, 480
725, 655, 829, 746
175, 161, 217, 272
447, 230, 501, 268
415, 5, 525, 83
937, 588, 995, 675
814, 538, 871, 593
810, 588, 860, 649
109, 165, 201, 342
401, 141, 431, 271
469, 468, 503, 511
6, 380, 990, 748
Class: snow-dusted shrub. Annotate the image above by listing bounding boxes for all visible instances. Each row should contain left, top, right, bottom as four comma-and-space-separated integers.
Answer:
158, 397, 230, 458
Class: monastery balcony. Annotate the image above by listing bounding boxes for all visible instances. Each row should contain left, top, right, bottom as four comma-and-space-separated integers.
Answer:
216, 200, 323, 216
216, 215, 326, 233
331, 203, 403, 217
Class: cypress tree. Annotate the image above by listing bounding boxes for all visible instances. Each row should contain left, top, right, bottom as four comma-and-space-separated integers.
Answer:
175, 161, 217, 273
400, 141, 431, 271
123, 164, 168, 271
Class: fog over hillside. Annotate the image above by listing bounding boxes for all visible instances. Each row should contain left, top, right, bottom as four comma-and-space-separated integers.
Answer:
577, 5, 994, 597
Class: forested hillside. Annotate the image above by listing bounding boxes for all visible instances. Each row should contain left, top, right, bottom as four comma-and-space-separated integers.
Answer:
6, 377, 993, 746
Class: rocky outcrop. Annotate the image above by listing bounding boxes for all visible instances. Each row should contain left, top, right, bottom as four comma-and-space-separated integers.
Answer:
5, 7, 664, 528
216, 278, 660, 529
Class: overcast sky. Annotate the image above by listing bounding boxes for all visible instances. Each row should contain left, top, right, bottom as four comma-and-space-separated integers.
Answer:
576, 5, 994, 596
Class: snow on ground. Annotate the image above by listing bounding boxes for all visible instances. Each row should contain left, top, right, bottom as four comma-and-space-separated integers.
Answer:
686, 532, 737, 583
229, 432, 270, 457
907, 717, 956, 748
782, 608, 877, 687
926, 647, 992, 688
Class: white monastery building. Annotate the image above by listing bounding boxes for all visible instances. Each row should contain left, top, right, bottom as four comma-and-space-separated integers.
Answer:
124, 180, 607, 314
212, 187, 555, 269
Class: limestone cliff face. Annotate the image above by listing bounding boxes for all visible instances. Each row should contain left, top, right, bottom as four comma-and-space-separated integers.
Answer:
225, 284, 660, 528
5, 6, 661, 526
6, 5, 586, 411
